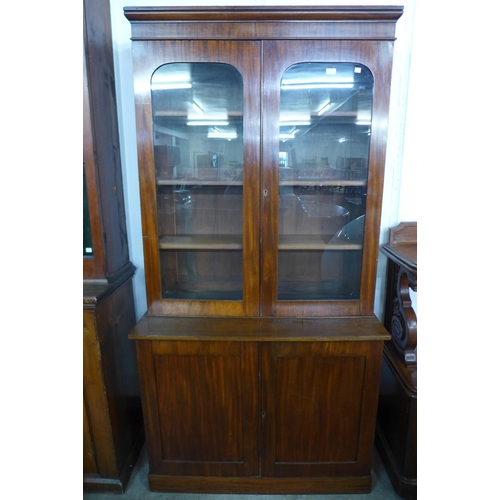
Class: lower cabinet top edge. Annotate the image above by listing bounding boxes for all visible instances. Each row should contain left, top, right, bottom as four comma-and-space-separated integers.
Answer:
129, 315, 390, 341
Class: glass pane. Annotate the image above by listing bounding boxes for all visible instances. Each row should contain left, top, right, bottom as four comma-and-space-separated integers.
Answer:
277, 63, 373, 300
83, 163, 93, 256
152, 63, 244, 300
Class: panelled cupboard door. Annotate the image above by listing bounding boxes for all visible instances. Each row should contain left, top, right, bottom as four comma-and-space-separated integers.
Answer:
260, 341, 384, 477
131, 40, 261, 317
261, 40, 395, 317
136, 340, 260, 477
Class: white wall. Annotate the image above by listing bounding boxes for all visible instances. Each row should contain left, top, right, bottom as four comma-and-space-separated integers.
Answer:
109, 0, 417, 321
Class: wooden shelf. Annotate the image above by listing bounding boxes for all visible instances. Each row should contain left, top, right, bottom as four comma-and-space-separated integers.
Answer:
279, 235, 362, 250
154, 110, 243, 117
153, 110, 357, 119
158, 234, 362, 251
159, 234, 242, 250
157, 178, 243, 186
280, 180, 366, 186
157, 179, 364, 187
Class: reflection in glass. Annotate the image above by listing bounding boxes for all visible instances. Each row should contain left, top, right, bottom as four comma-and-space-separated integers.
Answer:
277, 63, 374, 300
83, 164, 93, 256
151, 63, 244, 300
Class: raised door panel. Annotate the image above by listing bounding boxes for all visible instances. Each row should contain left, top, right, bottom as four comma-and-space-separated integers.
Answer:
94, 280, 142, 474
83, 281, 143, 492
137, 340, 259, 477
261, 341, 384, 477
83, 309, 118, 478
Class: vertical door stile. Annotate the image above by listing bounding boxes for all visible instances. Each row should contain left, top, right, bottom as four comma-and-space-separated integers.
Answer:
259, 40, 267, 316
260, 42, 280, 316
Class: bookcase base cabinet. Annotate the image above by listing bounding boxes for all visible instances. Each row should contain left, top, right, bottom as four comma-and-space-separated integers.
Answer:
83, 277, 144, 493
375, 344, 417, 499
131, 316, 388, 494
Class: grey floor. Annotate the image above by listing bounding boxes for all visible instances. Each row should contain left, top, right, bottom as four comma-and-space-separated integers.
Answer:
83, 445, 402, 500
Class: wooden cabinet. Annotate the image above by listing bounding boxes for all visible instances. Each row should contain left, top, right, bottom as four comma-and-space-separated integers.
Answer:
131, 316, 388, 494
260, 339, 384, 481
83, 281, 143, 493
84, 0, 129, 282
83, 0, 143, 492
376, 222, 417, 499
135, 335, 260, 481
125, 6, 403, 318
124, 6, 403, 494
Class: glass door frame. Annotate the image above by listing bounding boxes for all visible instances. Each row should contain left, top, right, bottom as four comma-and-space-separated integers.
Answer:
261, 39, 395, 317
131, 40, 261, 317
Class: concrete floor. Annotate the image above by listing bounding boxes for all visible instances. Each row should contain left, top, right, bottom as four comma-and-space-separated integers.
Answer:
83, 446, 402, 499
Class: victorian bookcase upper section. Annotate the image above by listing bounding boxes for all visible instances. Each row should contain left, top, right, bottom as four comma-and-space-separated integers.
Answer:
124, 6, 404, 318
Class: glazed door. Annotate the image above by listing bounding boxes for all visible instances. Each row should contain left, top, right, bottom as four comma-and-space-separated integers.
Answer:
131, 41, 261, 316
261, 40, 394, 317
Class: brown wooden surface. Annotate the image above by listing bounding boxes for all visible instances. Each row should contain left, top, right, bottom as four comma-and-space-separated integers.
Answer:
376, 221, 417, 499
133, 333, 384, 492
83, 310, 117, 479
129, 314, 390, 342
278, 235, 362, 251
83, 393, 98, 474
124, 5, 403, 21
381, 222, 417, 361
376, 343, 417, 499
381, 221, 417, 273
83, 1, 143, 491
125, 6, 402, 42
383, 341, 417, 392
83, 0, 129, 280
382, 243, 417, 270
261, 340, 384, 478
125, 6, 402, 494
83, 278, 144, 493
158, 234, 242, 250
148, 474, 372, 494
83, 40, 105, 280
136, 340, 259, 477
389, 221, 417, 244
